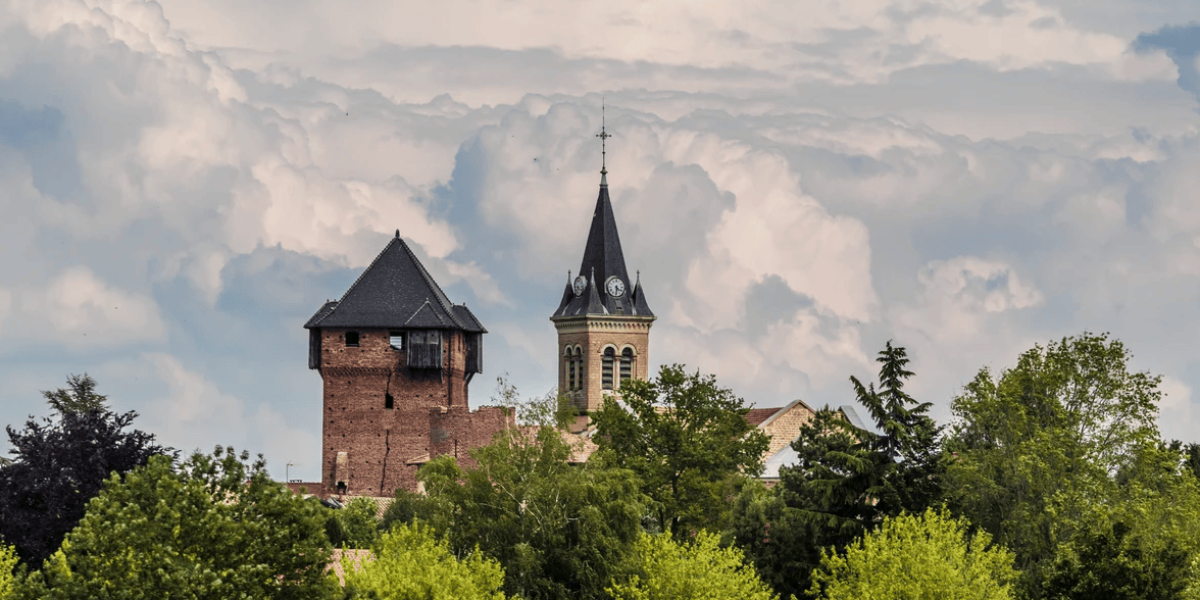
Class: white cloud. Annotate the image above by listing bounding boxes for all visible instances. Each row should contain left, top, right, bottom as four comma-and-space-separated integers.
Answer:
5, 0, 1200, 473
891, 256, 1043, 345
143, 353, 320, 475
0, 267, 167, 350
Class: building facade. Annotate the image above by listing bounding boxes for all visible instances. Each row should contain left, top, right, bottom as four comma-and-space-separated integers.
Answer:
550, 142, 656, 415
304, 232, 509, 497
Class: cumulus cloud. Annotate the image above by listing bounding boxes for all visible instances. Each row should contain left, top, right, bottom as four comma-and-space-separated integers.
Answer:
143, 352, 319, 476
4, 0, 1200, 476
0, 267, 167, 351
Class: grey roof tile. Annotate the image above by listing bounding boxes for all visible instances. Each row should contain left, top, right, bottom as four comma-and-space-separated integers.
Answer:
452, 305, 487, 333
553, 178, 653, 318
305, 232, 481, 332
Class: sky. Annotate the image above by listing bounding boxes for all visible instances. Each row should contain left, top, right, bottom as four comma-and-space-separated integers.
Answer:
2, 0, 1200, 481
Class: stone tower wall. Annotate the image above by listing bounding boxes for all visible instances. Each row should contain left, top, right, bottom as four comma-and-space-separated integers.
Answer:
555, 317, 653, 412
319, 327, 472, 496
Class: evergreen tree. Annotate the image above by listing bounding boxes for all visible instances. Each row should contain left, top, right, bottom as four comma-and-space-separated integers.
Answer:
733, 342, 942, 597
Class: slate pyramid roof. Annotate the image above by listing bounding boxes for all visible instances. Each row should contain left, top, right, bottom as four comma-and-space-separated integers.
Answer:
552, 179, 654, 318
305, 232, 486, 332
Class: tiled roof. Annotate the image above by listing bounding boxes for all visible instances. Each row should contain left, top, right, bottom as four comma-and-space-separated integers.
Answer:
744, 408, 780, 427
552, 179, 654, 318
452, 305, 487, 333
305, 232, 482, 332
304, 301, 338, 328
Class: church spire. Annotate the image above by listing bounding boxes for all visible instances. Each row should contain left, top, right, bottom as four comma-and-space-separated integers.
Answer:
596, 100, 611, 187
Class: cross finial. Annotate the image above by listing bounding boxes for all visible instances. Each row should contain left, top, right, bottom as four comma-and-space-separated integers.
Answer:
596, 99, 611, 186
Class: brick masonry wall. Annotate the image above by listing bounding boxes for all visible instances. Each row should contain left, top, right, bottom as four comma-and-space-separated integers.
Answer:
428, 405, 514, 469
760, 402, 816, 460
320, 327, 480, 497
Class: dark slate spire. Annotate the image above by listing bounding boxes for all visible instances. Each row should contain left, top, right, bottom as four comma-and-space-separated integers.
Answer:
632, 270, 652, 317
306, 234, 484, 331
551, 106, 654, 318
586, 268, 607, 315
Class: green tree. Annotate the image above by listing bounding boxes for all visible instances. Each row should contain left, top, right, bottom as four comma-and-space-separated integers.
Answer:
592, 364, 770, 536
607, 530, 778, 600
380, 488, 454, 534
944, 332, 1164, 593
342, 522, 505, 600
0, 544, 16, 600
326, 497, 380, 549
17, 447, 341, 600
0, 376, 171, 566
788, 342, 942, 531
41, 374, 108, 416
1041, 520, 1190, 600
810, 509, 1017, 600
733, 342, 941, 598
389, 385, 647, 600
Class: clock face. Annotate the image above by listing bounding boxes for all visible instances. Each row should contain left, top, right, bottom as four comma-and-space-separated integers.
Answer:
605, 276, 626, 298
572, 275, 587, 296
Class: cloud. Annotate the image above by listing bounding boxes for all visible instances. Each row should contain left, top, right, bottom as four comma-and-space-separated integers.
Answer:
1135, 22, 1200, 99
891, 256, 1043, 345
0, 267, 167, 351
5, 0, 1200, 473
143, 352, 319, 476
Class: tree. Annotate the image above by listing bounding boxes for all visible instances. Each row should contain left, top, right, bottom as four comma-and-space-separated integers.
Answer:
41, 373, 107, 415
17, 447, 341, 599
592, 364, 770, 536
342, 522, 506, 600
733, 342, 941, 598
1041, 520, 1190, 600
788, 342, 942, 532
1184, 442, 1200, 480
944, 333, 1164, 594
809, 509, 1017, 600
0, 545, 16, 600
414, 428, 645, 600
388, 384, 646, 600
0, 376, 171, 566
607, 530, 778, 600
326, 496, 380, 549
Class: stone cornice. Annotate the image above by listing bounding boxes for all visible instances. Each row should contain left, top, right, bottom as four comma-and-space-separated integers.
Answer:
551, 314, 655, 334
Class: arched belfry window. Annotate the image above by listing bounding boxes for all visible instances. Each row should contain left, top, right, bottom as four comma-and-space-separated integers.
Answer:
564, 347, 575, 392
620, 347, 634, 386
574, 346, 585, 391
602, 347, 615, 390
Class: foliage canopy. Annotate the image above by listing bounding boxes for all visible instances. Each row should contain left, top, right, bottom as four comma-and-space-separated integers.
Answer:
593, 364, 770, 536
0, 375, 171, 566
343, 522, 505, 600
18, 447, 340, 600
810, 509, 1016, 600
607, 530, 777, 600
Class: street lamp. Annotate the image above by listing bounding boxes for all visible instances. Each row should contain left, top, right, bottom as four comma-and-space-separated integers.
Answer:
286, 461, 295, 483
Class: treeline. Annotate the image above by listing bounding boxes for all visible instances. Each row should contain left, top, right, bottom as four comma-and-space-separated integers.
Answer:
0, 332, 1198, 599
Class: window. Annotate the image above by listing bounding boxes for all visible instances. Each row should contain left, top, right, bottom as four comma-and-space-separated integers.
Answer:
567, 347, 576, 391
385, 392, 394, 409
390, 331, 403, 350
576, 347, 585, 390
345, 331, 360, 347
620, 347, 633, 386
602, 347, 615, 390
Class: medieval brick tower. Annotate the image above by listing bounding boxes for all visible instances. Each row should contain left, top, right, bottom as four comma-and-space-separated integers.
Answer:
550, 114, 655, 413
304, 233, 504, 497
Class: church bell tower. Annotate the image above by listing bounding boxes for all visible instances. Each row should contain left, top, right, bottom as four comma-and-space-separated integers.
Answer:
550, 106, 655, 413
